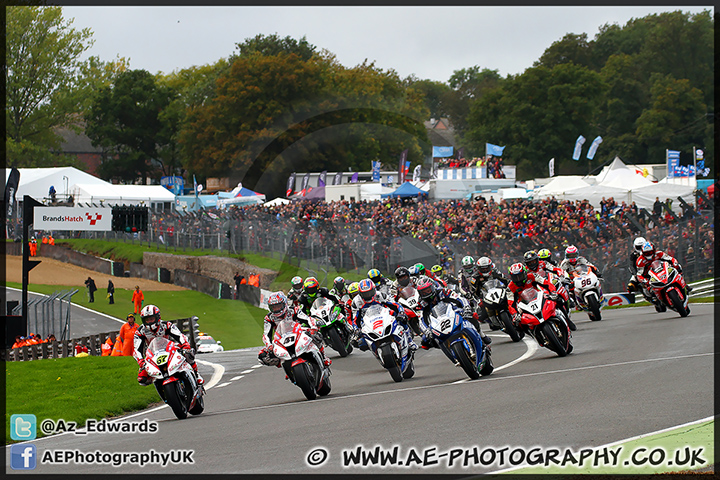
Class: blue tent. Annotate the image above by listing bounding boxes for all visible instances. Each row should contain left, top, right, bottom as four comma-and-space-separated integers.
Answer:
381, 182, 428, 198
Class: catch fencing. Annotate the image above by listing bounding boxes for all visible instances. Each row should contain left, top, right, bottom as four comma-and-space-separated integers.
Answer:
11, 289, 78, 341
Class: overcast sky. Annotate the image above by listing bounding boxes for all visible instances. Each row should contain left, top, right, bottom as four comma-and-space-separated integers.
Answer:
62, 5, 711, 83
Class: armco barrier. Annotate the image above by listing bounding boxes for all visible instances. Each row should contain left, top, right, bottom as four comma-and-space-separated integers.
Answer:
30, 244, 115, 275
174, 270, 232, 300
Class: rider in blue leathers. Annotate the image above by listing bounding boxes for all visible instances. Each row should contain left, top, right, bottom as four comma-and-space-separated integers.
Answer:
354, 278, 418, 352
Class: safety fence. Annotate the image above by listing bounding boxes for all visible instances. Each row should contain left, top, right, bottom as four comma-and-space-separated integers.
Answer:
11, 289, 78, 341
4, 316, 200, 362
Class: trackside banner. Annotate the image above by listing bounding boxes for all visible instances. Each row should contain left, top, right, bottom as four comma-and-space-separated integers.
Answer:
34, 207, 113, 231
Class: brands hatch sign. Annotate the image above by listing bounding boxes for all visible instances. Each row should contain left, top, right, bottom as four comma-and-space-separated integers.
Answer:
34, 207, 113, 231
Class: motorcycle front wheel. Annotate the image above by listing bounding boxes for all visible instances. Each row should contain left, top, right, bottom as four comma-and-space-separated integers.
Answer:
540, 321, 568, 357
164, 381, 189, 419
328, 326, 350, 357
379, 344, 403, 382
292, 362, 317, 400
500, 311, 523, 342
451, 341, 480, 380
667, 289, 689, 317
586, 294, 602, 321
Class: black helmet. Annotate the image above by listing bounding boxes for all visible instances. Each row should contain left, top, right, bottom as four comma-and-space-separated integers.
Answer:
523, 250, 539, 271
395, 266, 410, 287
333, 276, 346, 294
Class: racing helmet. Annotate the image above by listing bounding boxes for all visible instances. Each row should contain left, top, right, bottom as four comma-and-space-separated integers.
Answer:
367, 269, 383, 284
290, 276, 304, 292
416, 278, 436, 302
476, 256, 493, 277
537, 248, 552, 262
333, 276, 347, 295
564, 245, 579, 265
347, 282, 360, 297
461, 256, 476, 276
395, 266, 411, 287
633, 237, 647, 252
408, 265, 420, 277
358, 278, 376, 302
523, 250, 539, 271
431, 264, 443, 276
268, 292, 288, 317
641, 241, 655, 259
414, 263, 426, 276
508, 263, 527, 286
303, 277, 319, 296
140, 304, 161, 334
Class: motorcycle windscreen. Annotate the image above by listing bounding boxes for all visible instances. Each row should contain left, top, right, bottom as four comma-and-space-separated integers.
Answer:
574, 264, 591, 276
399, 286, 417, 300
483, 278, 504, 292
147, 337, 171, 356
519, 288, 540, 304
275, 319, 297, 337
428, 302, 455, 333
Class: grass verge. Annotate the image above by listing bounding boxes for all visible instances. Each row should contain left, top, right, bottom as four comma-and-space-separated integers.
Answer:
6, 356, 160, 444
6, 281, 266, 351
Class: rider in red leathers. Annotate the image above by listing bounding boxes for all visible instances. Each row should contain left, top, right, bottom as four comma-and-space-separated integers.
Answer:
523, 250, 576, 330
507, 263, 561, 332
257, 292, 332, 367
635, 242, 691, 296
134, 304, 204, 386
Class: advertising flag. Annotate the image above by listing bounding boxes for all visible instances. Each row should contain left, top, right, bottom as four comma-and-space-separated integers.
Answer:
486, 143, 506, 157
300, 173, 310, 196
398, 149, 408, 183
404, 160, 411, 178
193, 175, 199, 200
412, 164, 422, 182
548, 158, 555, 177
432, 146, 454, 158
586, 136, 603, 160
371, 161, 380, 182
333, 171, 342, 185
4, 167, 20, 218
286, 172, 296, 197
572, 135, 586, 161
318, 170, 327, 187
350, 172, 359, 183
667, 150, 680, 178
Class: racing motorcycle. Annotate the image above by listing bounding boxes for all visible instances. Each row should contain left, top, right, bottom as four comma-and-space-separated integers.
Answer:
627, 268, 667, 313
480, 278, 523, 342
569, 264, 604, 321
516, 287, 573, 357
645, 260, 690, 317
397, 285, 424, 336
143, 337, 204, 420
425, 301, 493, 380
310, 297, 353, 357
361, 304, 415, 382
271, 319, 332, 400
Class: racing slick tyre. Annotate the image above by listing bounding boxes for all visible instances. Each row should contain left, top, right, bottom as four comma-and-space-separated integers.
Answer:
451, 341, 480, 380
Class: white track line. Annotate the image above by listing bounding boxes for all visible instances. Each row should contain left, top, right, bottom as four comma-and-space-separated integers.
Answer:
452, 334, 539, 384
5, 286, 125, 324
489, 415, 716, 474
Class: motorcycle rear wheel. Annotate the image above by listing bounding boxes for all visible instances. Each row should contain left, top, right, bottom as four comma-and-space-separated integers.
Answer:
164, 381, 188, 419
541, 321, 568, 357
586, 294, 602, 321
500, 311, 523, 342
293, 363, 317, 400
451, 341, 480, 380
379, 344, 403, 382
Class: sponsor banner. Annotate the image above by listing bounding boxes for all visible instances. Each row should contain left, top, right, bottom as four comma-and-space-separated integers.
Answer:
602, 292, 636, 307
34, 207, 112, 231
432, 146, 454, 158
259, 289, 272, 310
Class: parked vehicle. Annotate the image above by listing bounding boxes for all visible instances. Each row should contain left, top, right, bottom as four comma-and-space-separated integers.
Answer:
425, 301, 493, 380
272, 319, 332, 400
143, 337, 204, 419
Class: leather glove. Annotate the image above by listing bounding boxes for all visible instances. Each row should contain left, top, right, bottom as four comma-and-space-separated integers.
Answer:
547, 293, 558, 301
183, 348, 195, 363
138, 359, 146, 369
307, 328, 318, 337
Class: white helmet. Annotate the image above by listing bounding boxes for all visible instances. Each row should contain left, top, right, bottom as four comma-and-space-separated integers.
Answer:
140, 304, 162, 334
633, 237, 647, 252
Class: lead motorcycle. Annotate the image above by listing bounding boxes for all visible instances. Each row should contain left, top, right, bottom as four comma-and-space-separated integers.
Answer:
271, 319, 332, 400
644, 260, 690, 317
516, 287, 573, 357
143, 337, 204, 420
361, 304, 416, 382
480, 278, 523, 342
425, 301, 493, 380
569, 264, 604, 321
310, 297, 353, 357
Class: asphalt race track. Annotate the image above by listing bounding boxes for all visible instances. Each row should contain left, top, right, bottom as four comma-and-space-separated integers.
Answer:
7, 304, 714, 475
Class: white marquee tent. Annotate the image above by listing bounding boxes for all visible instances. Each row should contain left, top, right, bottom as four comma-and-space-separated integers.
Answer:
5, 166, 108, 203
71, 183, 176, 208
533, 175, 591, 199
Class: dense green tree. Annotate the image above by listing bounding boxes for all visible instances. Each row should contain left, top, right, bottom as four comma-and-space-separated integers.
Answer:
404, 76, 453, 120
234, 33, 316, 61
5, 6, 124, 167
444, 66, 504, 138
84, 70, 178, 182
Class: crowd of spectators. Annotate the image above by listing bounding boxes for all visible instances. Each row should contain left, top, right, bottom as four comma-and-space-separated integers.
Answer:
142, 191, 714, 292
11, 333, 56, 349
434, 155, 506, 178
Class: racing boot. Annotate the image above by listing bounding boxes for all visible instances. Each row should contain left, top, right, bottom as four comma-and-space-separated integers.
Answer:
191, 362, 204, 385
319, 345, 332, 367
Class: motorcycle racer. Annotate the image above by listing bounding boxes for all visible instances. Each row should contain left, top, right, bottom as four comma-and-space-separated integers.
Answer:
353, 279, 417, 351
134, 304, 204, 386
297, 277, 342, 316
258, 292, 331, 367
636, 241, 692, 296
559, 245, 602, 277
287, 276, 304, 307
537, 248, 557, 266
506, 263, 564, 332
525, 250, 576, 330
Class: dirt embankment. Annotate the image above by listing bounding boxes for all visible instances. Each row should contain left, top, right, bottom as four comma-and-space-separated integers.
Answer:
4, 255, 187, 291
